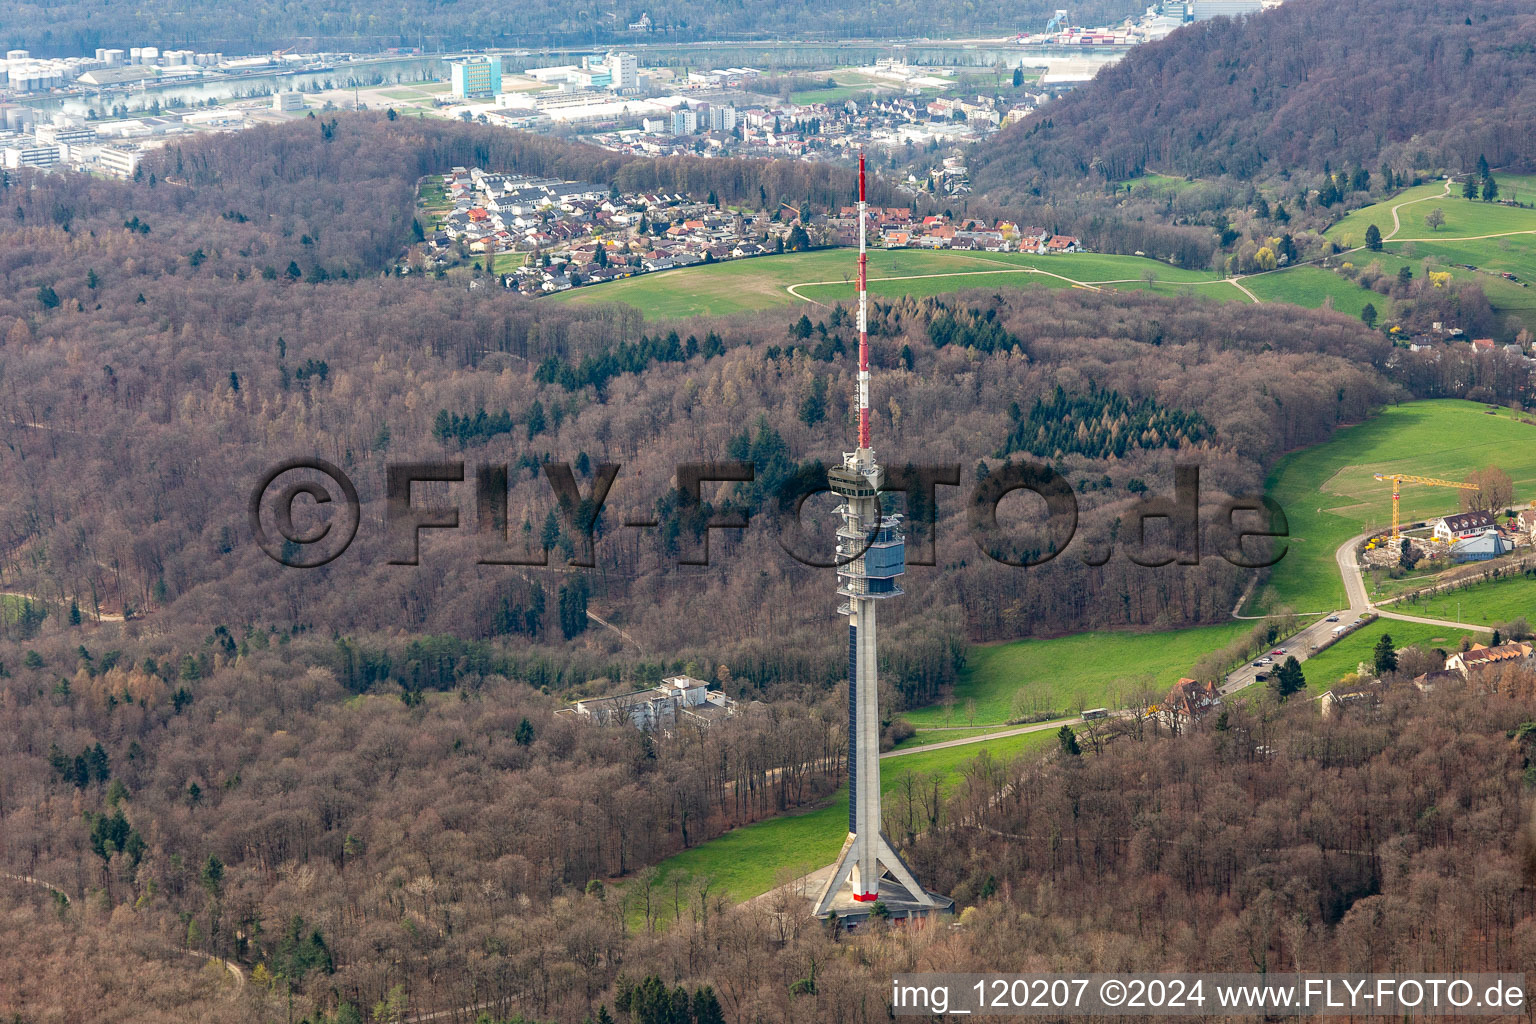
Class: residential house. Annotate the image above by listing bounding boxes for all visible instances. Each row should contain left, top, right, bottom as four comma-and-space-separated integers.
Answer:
1159, 677, 1221, 726
1433, 510, 1496, 542
1444, 641, 1534, 679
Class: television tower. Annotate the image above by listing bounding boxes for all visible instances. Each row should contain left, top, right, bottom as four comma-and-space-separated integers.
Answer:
813, 153, 939, 920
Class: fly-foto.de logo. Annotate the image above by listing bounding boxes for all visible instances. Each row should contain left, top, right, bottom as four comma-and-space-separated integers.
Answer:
249, 458, 1288, 571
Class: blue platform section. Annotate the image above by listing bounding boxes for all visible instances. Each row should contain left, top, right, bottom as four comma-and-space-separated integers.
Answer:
848, 622, 858, 832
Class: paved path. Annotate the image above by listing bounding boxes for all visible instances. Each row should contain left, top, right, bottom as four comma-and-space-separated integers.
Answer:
1227, 278, 1261, 302
1386, 180, 1453, 241
881, 716, 1074, 758
1392, 229, 1536, 242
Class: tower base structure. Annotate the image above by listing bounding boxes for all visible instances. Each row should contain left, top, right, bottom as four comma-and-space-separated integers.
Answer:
810, 832, 955, 927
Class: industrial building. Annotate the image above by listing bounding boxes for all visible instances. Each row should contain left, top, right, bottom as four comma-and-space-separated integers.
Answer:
1191, 0, 1264, 19
2, 144, 60, 170
273, 92, 306, 112
1450, 529, 1509, 563
450, 55, 503, 99
605, 51, 639, 91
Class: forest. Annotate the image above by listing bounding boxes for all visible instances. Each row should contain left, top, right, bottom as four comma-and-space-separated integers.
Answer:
0, 0, 1137, 55
974, 0, 1536, 192
1, 115, 1535, 1022
0, 115, 1467, 693
3, 625, 1533, 1022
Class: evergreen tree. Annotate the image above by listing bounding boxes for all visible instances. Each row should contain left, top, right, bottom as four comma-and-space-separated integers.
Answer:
1482, 174, 1498, 202
514, 717, 535, 746
1373, 633, 1398, 674
1360, 302, 1377, 329
1462, 176, 1480, 200
1057, 724, 1081, 756
558, 578, 590, 639
1364, 224, 1382, 251
1270, 656, 1305, 700
692, 987, 725, 1024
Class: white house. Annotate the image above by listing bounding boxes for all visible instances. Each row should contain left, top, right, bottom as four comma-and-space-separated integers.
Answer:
1433, 510, 1496, 541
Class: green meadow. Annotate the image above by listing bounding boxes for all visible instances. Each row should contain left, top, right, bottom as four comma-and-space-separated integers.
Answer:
634, 728, 1057, 910
1253, 400, 1536, 614
901, 621, 1252, 728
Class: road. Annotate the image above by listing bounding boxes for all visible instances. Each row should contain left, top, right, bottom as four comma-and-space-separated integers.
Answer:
1220, 526, 1491, 695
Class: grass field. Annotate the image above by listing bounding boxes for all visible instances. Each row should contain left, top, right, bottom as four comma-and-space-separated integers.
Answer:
1115, 172, 1200, 197
553, 248, 1227, 320
901, 621, 1253, 728
634, 728, 1057, 912
1392, 574, 1536, 627
1241, 266, 1387, 319
1252, 400, 1536, 614
1388, 236, 1536, 285
549, 241, 1452, 325
1323, 182, 1536, 329
1325, 182, 1536, 248
1297, 619, 1484, 689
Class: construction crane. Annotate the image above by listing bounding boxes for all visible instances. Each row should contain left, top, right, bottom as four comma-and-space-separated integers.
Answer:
1046, 9, 1071, 33
1373, 473, 1480, 541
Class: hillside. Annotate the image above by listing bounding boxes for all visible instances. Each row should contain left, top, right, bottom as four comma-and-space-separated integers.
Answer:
972, 0, 1536, 195
3, 110, 1536, 1024
0, 0, 1135, 54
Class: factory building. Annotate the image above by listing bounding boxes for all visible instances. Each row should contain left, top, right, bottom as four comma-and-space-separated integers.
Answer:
450, 55, 502, 99
1191, 0, 1264, 19
605, 51, 639, 91
273, 91, 306, 112
3, 144, 60, 170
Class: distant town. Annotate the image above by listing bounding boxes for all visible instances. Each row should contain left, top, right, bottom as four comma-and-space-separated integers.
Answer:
410, 166, 1084, 295
0, 1, 1280, 185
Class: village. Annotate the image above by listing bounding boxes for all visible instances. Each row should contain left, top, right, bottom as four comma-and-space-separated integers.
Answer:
404, 165, 1083, 295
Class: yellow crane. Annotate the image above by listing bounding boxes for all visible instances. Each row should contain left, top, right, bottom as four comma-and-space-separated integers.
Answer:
1373, 473, 1480, 541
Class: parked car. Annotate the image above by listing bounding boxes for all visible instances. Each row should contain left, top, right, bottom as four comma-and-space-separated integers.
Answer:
1270, 648, 1286, 656
1325, 616, 1339, 622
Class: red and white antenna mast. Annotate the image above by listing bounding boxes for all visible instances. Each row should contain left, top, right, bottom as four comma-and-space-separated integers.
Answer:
856, 150, 871, 451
